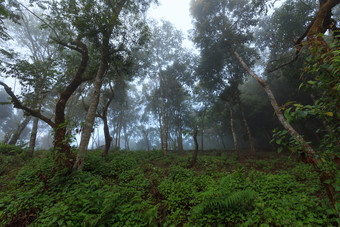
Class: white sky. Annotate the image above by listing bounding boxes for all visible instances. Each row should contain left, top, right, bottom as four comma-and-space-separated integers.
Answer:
148, 0, 195, 49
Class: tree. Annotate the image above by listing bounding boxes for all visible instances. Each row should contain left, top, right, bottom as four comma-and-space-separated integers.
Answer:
73, 0, 155, 170
142, 20, 185, 156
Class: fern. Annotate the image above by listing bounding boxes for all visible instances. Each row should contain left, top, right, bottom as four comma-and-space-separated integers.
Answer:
192, 190, 255, 215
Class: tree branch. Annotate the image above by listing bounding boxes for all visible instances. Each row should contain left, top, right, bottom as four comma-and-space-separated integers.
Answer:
0, 81, 56, 127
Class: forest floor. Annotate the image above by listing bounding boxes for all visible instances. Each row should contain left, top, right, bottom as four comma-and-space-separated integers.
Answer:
0, 145, 339, 226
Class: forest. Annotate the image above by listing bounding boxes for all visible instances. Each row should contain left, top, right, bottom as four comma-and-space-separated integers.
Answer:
0, 0, 339, 226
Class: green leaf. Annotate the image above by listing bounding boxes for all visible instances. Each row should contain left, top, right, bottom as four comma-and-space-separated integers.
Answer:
276, 139, 282, 145
307, 81, 316, 85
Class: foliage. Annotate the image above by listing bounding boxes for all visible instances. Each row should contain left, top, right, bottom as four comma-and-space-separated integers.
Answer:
0, 150, 336, 226
0, 143, 28, 175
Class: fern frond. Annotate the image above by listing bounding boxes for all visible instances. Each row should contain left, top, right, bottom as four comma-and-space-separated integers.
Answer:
193, 190, 255, 215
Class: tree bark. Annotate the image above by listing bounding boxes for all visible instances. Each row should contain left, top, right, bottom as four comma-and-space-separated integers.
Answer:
177, 125, 183, 151
76, 33, 112, 170
229, 104, 238, 155
123, 125, 129, 151
218, 133, 226, 149
239, 101, 256, 154
201, 112, 205, 152
191, 128, 199, 168
8, 116, 31, 145
2, 130, 13, 144
143, 129, 150, 151
29, 117, 39, 156
54, 40, 89, 170
159, 71, 168, 156
101, 97, 114, 157
307, 0, 340, 42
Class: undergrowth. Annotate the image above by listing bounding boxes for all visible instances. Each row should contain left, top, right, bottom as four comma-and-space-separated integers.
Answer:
0, 146, 338, 226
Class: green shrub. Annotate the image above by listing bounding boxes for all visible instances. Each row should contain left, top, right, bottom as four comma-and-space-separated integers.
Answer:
0, 143, 25, 155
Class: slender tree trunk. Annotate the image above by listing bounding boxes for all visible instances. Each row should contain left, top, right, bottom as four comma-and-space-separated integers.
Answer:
76, 30, 112, 170
3, 130, 13, 144
8, 116, 31, 145
159, 71, 168, 156
29, 117, 39, 156
123, 125, 129, 151
191, 128, 199, 168
201, 114, 204, 152
77, 61, 108, 169
239, 102, 256, 154
229, 104, 238, 155
101, 96, 113, 157
101, 115, 112, 157
177, 126, 183, 151
118, 109, 122, 148
114, 121, 119, 147
219, 133, 226, 149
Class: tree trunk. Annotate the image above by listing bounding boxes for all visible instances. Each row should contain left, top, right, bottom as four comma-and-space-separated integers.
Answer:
229, 104, 238, 155
29, 117, 39, 156
101, 97, 114, 157
159, 112, 163, 149
2, 130, 13, 144
177, 126, 183, 151
143, 130, 150, 151
76, 30, 112, 171
118, 108, 123, 148
101, 115, 112, 157
201, 115, 204, 152
219, 133, 226, 149
123, 125, 129, 151
239, 102, 256, 154
191, 128, 199, 168
307, 0, 340, 42
159, 71, 168, 156
8, 116, 32, 145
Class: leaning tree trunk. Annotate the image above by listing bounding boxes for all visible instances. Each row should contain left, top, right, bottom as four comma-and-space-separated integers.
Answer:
232, 47, 337, 206
76, 30, 112, 171
233, 48, 316, 156
8, 116, 31, 145
239, 101, 256, 155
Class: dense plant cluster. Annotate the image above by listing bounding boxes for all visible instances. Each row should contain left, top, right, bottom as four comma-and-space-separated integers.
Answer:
0, 146, 338, 226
